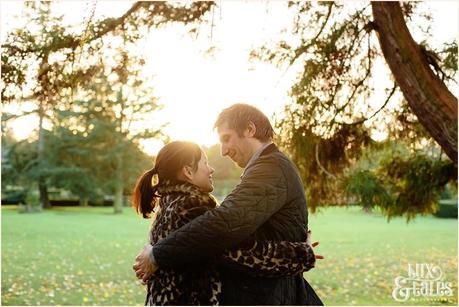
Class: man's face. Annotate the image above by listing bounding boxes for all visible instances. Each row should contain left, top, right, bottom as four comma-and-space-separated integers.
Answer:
217, 122, 252, 168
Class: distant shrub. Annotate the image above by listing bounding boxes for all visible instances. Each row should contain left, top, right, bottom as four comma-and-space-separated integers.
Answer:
17, 189, 42, 213
434, 199, 458, 218
212, 179, 239, 203
1, 190, 26, 205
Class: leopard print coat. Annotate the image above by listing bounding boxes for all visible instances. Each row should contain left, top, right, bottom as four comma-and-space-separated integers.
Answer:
145, 181, 315, 306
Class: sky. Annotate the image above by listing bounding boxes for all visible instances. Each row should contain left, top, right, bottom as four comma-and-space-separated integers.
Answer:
1, 0, 458, 155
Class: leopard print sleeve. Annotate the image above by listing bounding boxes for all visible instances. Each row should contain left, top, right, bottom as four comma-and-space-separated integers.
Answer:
151, 194, 215, 243
220, 240, 316, 277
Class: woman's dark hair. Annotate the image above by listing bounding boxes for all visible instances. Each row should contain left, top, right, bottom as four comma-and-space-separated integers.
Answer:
132, 141, 202, 218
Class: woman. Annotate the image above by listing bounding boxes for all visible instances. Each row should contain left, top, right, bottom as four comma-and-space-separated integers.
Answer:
132, 141, 318, 305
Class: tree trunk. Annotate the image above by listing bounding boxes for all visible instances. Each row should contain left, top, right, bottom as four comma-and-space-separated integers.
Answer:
38, 182, 50, 208
38, 104, 51, 209
79, 196, 89, 207
371, 2, 458, 164
113, 154, 123, 214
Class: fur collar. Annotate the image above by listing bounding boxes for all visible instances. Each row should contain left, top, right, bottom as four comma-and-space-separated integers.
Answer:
157, 180, 218, 207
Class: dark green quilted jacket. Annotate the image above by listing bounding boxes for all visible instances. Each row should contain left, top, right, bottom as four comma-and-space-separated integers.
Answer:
152, 144, 323, 305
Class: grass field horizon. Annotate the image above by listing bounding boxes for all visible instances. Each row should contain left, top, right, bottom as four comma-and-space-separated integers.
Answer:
1, 205, 457, 305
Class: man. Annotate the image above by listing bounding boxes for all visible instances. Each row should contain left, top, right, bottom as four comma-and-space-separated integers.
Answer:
134, 103, 323, 305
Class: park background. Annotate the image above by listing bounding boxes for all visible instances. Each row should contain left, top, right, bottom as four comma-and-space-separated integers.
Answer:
1, 0, 458, 305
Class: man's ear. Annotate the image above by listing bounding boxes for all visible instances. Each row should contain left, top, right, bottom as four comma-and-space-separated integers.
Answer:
180, 165, 194, 181
245, 121, 257, 138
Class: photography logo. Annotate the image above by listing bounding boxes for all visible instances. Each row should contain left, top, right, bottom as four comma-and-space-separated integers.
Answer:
392, 263, 454, 302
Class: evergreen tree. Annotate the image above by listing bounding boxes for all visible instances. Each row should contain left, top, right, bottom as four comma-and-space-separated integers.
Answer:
1, 1, 213, 210
253, 1, 457, 218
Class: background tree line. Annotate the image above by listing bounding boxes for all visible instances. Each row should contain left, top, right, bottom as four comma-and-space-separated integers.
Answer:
2, 1, 214, 213
1, 1, 457, 220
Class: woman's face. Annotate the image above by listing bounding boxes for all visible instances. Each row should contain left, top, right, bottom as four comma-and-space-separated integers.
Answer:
188, 152, 215, 193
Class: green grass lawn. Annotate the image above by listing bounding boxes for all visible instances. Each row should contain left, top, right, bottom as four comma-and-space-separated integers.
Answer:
1, 205, 457, 306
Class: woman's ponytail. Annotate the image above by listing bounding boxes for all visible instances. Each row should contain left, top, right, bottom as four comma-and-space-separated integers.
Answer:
132, 168, 159, 218
132, 141, 202, 218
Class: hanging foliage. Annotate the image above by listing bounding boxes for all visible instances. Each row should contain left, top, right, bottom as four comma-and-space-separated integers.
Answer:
257, 1, 457, 217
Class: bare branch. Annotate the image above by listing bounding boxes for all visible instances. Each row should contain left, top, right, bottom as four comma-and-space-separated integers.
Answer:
338, 82, 397, 126
315, 142, 337, 179
290, 2, 335, 65
329, 28, 372, 126
1, 110, 39, 122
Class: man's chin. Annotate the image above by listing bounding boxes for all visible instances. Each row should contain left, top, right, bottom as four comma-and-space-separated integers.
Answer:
236, 161, 247, 168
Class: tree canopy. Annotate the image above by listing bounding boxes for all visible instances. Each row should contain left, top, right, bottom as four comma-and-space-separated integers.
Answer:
1, 1, 456, 220
1, 1, 214, 211
253, 1, 457, 219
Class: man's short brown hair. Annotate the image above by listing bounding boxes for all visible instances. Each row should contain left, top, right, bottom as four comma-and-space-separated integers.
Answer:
214, 103, 274, 142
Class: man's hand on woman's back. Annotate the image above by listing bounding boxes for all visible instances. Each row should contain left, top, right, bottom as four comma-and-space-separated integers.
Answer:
133, 244, 158, 284
307, 230, 324, 262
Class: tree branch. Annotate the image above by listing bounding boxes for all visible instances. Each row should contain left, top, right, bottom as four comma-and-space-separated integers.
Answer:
329, 26, 372, 125
3, 1, 214, 56
290, 2, 334, 65
338, 82, 397, 126
315, 142, 337, 179
372, 1, 457, 164
1, 110, 39, 122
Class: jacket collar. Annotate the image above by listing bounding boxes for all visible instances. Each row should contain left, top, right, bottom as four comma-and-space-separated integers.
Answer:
241, 143, 279, 178
259, 143, 279, 157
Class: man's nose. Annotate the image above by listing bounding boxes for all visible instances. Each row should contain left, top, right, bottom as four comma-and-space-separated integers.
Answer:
210, 167, 215, 174
221, 145, 228, 157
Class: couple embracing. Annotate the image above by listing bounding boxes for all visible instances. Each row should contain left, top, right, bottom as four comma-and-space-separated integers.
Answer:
132, 103, 324, 305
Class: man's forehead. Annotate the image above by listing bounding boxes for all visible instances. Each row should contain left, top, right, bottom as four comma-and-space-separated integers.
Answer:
217, 122, 235, 135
